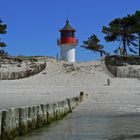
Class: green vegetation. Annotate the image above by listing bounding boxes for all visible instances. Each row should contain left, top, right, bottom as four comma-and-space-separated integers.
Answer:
81, 10, 140, 56
0, 18, 7, 48
0, 18, 7, 56
102, 16, 136, 55
81, 34, 106, 57
131, 11, 140, 55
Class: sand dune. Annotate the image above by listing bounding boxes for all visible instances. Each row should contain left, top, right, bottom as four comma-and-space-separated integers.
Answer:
0, 58, 140, 114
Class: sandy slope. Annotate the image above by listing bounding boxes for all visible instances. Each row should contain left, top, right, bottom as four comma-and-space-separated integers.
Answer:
0, 58, 140, 114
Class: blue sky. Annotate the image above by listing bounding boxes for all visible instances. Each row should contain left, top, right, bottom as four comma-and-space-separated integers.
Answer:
1, 0, 140, 61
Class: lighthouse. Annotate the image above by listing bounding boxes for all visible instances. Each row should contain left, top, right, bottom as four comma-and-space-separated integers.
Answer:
57, 20, 78, 62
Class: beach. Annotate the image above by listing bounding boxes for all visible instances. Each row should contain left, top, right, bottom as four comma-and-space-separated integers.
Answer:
0, 58, 140, 115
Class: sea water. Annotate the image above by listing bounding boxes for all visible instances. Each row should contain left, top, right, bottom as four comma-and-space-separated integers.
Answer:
14, 110, 140, 140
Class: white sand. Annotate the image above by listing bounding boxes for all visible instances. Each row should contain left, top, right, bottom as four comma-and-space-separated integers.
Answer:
0, 58, 140, 114
0, 58, 45, 72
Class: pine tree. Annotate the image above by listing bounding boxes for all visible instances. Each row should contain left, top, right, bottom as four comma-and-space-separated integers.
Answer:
0, 18, 7, 48
102, 17, 136, 55
81, 34, 105, 57
132, 11, 140, 55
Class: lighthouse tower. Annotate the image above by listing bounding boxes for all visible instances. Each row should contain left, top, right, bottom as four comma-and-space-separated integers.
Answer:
57, 20, 78, 62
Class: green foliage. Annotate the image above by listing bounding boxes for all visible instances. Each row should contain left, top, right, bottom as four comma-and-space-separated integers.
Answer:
130, 11, 140, 55
0, 42, 6, 47
81, 34, 106, 57
0, 18, 7, 48
102, 16, 137, 55
132, 11, 140, 33
102, 10, 140, 56
81, 10, 140, 58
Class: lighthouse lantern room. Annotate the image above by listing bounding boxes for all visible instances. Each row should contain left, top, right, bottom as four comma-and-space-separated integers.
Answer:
57, 20, 78, 62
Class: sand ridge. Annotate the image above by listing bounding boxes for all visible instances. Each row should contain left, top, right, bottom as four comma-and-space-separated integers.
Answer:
0, 58, 140, 114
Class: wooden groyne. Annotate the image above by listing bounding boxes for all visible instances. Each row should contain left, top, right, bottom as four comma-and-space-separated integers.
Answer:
0, 92, 88, 140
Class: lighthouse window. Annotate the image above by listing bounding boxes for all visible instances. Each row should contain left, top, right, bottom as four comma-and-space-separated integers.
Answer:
66, 32, 71, 37
61, 31, 75, 38
61, 32, 67, 37
72, 32, 75, 37
61, 32, 65, 38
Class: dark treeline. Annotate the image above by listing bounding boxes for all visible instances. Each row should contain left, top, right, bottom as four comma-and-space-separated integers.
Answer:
0, 18, 7, 47
0, 18, 7, 56
81, 11, 140, 57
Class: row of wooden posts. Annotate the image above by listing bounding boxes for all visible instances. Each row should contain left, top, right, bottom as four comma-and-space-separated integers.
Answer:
0, 92, 88, 140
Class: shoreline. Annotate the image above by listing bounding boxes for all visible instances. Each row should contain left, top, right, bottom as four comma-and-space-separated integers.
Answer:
0, 57, 140, 138
0, 92, 87, 140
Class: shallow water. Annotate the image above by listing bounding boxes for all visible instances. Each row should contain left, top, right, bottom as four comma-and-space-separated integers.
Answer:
14, 111, 140, 140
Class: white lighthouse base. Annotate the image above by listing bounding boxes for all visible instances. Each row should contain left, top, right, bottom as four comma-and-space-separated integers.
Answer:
60, 45, 76, 62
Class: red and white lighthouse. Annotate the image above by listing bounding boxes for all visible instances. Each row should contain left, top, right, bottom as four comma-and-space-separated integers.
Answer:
57, 20, 78, 62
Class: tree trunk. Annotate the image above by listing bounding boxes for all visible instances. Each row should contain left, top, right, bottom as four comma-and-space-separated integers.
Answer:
122, 38, 125, 55
100, 51, 103, 58
122, 27, 127, 55
122, 37, 127, 55
138, 33, 140, 56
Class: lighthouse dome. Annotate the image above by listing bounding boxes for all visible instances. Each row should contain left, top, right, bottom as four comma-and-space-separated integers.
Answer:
59, 20, 75, 32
